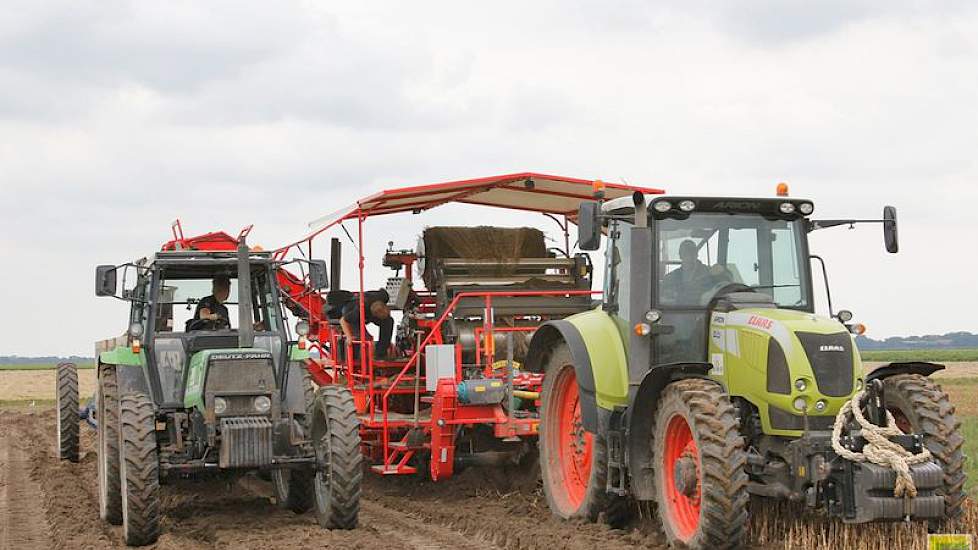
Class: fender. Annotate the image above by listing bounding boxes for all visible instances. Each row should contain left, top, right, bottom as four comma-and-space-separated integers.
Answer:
98, 361, 150, 396
866, 361, 945, 383
525, 320, 601, 433
98, 345, 151, 395
625, 362, 714, 501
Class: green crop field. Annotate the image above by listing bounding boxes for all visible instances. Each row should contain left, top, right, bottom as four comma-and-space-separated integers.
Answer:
860, 348, 978, 362
0, 363, 95, 371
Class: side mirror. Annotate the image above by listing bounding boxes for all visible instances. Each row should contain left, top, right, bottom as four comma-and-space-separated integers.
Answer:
96, 265, 118, 297
578, 201, 602, 251
309, 259, 329, 289
883, 206, 898, 253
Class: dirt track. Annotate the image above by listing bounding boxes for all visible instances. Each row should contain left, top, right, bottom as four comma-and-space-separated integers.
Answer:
0, 406, 666, 550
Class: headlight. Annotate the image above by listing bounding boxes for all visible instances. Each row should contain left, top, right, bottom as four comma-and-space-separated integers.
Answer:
794, 378, 808, 392
645, 309, 662, 323
678, 200, 696, 212
799, 202, 814, 215
779, 202, 796, 214
814, 400, 827, 413
837, 310, 853, 322
653, 201, 672, 213
793, 397, 807, 412
213, 396, 228, 415
253, 395, 272, 413
128, 322, 144, 338
295, 320, 310, 337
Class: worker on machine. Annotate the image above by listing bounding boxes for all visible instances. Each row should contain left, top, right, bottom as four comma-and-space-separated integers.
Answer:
191, 275, 231, 329
340, 289, 393, 359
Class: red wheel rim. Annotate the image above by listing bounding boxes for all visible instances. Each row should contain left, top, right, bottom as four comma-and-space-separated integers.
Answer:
551, 366, 593, 509
662, 414, 701, 541
888, 408, 913, 434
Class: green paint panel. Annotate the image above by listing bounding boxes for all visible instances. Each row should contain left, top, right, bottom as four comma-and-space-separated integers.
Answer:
98, 345, 144, 367
566, 308, 630, 409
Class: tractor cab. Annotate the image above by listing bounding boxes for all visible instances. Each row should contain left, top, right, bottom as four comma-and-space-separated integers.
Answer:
601, 195, 821, 368
99, 248, 295, 409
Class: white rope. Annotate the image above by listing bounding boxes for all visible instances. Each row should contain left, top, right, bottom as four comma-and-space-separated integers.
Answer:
831, 390, 932, 497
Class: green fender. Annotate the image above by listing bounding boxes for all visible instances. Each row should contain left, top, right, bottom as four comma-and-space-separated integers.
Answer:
525, 308, 629, 433
98, 345, 143, 366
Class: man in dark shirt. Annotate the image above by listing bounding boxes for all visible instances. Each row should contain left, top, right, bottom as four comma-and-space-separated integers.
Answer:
340, 289, 393, 359
661, 239, 714, 304
193, 275, 231, 328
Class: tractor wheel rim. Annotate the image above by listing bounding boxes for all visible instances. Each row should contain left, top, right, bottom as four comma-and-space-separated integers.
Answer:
663, 413, 701, 541
888, 407, 913, 434
554, 366, 592, 509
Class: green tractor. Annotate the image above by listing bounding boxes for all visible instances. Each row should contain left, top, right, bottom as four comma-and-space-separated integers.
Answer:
526, 189, 966, 548
59, 229, 362, 546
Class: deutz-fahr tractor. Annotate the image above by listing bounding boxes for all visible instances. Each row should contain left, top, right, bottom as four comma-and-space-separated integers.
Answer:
526, 184, 966, 548
58, 226, 362, 546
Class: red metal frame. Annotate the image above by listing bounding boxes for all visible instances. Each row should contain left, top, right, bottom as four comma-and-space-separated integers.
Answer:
272, 173, 661, 480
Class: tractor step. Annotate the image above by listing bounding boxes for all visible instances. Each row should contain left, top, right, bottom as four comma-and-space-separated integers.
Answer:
370, 464, 418, 475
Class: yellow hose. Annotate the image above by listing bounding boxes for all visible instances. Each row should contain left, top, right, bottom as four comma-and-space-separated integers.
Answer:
513, 390, 540, 400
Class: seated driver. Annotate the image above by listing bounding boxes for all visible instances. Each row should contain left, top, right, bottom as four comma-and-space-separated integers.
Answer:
194, 275, 231, 327
662, 239, 713, 302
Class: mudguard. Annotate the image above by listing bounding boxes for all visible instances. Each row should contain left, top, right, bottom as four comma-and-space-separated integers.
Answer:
625, 362, 714, 500
525, 320, 600, 433
865, 361, 944, 383
98, 346, 150, 395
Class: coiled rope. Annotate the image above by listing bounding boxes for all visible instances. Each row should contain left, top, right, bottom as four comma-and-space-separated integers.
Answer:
831, 390, 932, 497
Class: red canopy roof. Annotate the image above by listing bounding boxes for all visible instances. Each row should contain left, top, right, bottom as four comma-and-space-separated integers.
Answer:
306, 172, 663, 231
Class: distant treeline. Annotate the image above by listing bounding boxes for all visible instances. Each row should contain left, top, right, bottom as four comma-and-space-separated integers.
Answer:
856, 331, 978, 350
0, 355, 94, 364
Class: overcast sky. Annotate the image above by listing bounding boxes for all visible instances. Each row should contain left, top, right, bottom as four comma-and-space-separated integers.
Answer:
2, 1, 977, 357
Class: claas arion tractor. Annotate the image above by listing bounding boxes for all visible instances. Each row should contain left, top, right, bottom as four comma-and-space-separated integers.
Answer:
59, 223, 362, 546
525, 184, 966, 548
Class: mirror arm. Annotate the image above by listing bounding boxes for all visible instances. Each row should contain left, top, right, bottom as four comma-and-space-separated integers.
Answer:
808, 219, 889, 231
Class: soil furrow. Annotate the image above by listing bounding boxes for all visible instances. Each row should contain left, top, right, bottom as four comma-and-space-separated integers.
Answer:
0, 426, 53, 550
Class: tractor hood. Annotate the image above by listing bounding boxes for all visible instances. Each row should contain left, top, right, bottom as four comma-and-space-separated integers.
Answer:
710, 307, 864, 436
184, 348, 276, 410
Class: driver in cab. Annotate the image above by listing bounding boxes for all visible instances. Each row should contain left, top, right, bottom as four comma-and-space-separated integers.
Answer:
194, 275, 231, 327
662, 239, 713, 302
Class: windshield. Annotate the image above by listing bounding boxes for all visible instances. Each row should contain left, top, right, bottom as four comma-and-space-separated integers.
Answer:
153, 266, 283, 333
657, 213, 810, 309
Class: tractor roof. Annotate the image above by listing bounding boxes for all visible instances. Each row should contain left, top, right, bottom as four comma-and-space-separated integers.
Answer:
286, 172, 663, 249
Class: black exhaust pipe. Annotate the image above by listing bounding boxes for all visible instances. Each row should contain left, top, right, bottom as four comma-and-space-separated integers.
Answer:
237, 237, 255, 348
330, 237, 342, 291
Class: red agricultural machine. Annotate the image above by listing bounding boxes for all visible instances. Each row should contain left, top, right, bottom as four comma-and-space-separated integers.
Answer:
273, 173, 659, 480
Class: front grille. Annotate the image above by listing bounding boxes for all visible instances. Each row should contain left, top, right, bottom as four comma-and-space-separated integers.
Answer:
207, 358, 276, 394
795, 332, 854, 397
768, 406, 836, 431
219, 416, 273, 468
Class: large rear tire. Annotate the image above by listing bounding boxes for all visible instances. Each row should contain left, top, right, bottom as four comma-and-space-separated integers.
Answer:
56, 362, 79, 462
652, 378, 748, 549
98, 365, 123, 525
119, 393, 161, 546
310, 385, 362, 529
883, 374, 967, 521
539, 343, 630, 525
